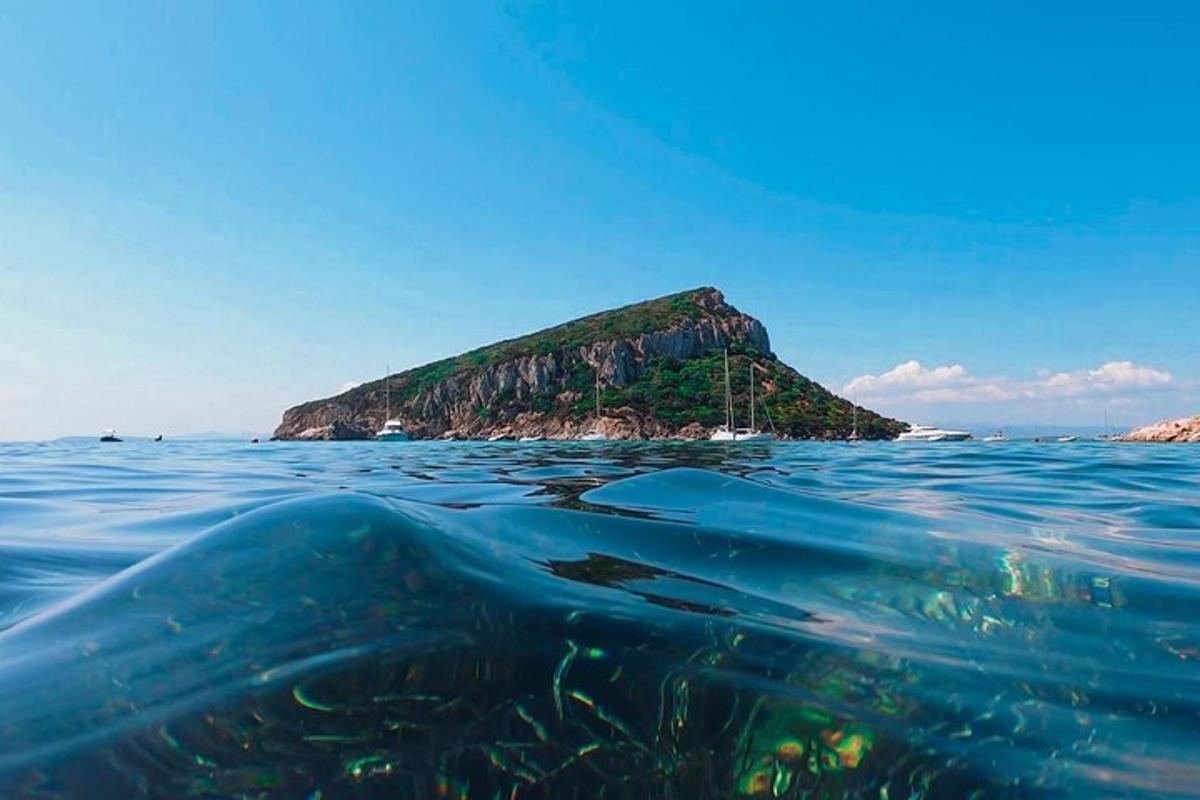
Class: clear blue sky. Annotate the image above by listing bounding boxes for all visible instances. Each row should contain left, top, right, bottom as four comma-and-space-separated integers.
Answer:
2, 2, 1197, 439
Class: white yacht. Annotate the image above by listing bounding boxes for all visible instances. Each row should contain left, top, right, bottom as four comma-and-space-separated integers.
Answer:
896, 424, 972, 442
1057, 435, 1078, 443
982, 430, 1006, 442
518, 435, 545, 443
100, 428, 122, 442
710, 349, 775, 442
374, 367, 409, 441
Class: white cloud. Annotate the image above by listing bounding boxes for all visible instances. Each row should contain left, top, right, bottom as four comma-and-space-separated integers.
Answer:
845, 359, 1175, 405
844, 359, 968, 395
1040, 361, 1173, 396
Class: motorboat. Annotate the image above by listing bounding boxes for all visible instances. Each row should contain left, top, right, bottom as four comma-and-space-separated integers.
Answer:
374, 367, 409, 441
487, 432, 514, 442
982, 430, 1006, 442
100, 429, 122, 442
896, 424, 972, 442
518, 435, 545, 442
710, 349, 775, 442
1057, 435, 1078, 443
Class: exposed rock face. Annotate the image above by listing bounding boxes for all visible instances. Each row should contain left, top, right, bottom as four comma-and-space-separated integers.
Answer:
273, 287, 904, 441
1120, 415, 1200, 443
290, 420, 373, 441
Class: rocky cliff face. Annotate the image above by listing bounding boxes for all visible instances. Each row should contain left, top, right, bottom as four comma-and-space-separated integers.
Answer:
1120, 415, 1200, 443
273, 287, 904, 441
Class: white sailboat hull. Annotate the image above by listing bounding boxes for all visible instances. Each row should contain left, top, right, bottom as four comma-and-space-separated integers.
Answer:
710, 428, 775, 442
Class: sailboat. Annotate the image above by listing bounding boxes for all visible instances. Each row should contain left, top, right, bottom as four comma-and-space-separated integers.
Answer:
374, 367, 409, 441
579, 363, 607, 441
848, 403, 860, 442
710, 349, 775, 442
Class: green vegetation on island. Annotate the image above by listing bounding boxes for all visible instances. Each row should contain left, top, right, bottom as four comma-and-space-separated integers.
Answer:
275, 287, 906, 440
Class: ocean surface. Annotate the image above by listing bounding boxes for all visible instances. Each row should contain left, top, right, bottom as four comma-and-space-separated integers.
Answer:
0, 439, 1198, 799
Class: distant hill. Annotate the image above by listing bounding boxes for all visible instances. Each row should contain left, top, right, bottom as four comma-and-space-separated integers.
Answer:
273, 287, 907, 441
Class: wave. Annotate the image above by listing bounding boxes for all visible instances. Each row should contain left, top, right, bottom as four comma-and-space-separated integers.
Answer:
0, 442, 1196, 797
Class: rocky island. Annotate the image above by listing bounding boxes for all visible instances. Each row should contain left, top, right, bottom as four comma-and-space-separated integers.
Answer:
273, 287, 906, 441
1120, 415, 1200, 443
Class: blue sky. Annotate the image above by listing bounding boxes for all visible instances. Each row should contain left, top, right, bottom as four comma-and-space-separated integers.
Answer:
1, 2, 1197, 439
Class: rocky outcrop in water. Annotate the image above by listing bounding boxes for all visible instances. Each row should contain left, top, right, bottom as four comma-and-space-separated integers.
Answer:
273, 287, 905, 441
1120, 415, 1200, 443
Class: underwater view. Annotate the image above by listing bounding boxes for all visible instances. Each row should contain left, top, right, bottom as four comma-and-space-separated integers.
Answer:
0, 439, 1198, 798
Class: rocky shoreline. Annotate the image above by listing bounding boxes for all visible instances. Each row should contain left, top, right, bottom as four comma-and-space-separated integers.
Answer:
284, 412, 832, 442
1119, 415, 1200, 443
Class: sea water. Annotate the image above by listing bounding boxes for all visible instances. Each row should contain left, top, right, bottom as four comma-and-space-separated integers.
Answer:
0, 439, 1197, 798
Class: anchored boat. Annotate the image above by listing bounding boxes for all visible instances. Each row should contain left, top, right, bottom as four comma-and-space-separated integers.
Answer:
896, 424, 972, 442
710, 349, 775, 442
374, 367, 409, 441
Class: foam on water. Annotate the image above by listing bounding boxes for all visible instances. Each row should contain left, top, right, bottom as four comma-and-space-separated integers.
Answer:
0, 439, 1198, 798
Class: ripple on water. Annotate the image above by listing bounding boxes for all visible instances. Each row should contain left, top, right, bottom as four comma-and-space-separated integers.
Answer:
0, 439, 1197, 798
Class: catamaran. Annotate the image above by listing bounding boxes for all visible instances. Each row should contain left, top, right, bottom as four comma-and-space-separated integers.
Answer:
579, 363, 607, 441
710, 349, 775, 442
374, 367, 409, 441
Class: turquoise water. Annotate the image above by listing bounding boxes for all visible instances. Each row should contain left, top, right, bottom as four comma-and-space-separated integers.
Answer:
0, 440, 1198, 798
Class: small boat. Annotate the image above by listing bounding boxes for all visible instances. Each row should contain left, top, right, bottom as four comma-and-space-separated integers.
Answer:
1057, 435, 1078, 443
847, 402, 860, 442
153, 434, 163, 442
711, 349, 775, 442
100, 429, 122, 442
982, 430, 1006, 442
487, 432, 514, 442
374, 367, 409, 441
376, 420, 409, 441
896, 424, 972, 442
518, 435, 545, 442
250, 437, 260, 444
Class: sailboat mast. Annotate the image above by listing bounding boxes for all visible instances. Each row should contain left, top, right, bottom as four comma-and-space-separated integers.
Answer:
385, 364, 390, 421
723, 348, 733, 430
749, 364, 755, 430
595, 364, 601, 420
